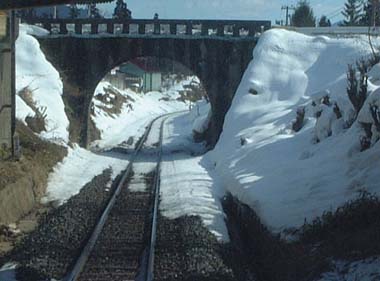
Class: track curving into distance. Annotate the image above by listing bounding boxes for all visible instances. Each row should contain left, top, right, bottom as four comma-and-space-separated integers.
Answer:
64, 114, 170, 281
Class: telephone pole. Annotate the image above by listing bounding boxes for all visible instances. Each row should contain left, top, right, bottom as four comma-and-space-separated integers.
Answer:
372, 0, 379, 26
282, 5, 295, 26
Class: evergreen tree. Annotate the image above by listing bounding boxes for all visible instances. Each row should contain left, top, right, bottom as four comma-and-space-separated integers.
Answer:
341, 0, 362, 26
319, 15, 332, 26
69, 4, 80, 19
291, 1, 316, 27
89, 4, 102, 19
360, 0, 380, 26
113, 0, 131, 19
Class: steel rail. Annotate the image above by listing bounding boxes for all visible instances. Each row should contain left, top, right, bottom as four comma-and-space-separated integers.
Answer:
145, 115, 168, 281
64, 114, 166, 281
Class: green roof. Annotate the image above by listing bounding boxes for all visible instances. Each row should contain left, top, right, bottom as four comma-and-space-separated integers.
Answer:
119, 62, 147, 77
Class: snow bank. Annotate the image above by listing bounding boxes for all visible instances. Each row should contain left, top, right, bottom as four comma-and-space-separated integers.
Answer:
206, 29, 380, 233
318, 256, 380, 281
42, 145, 129, 204
16, 24, 69, 142
189, 99, 211, 134
91, 81, 189, 149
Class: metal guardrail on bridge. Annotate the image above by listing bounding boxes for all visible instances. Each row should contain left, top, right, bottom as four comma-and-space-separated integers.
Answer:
28, 18, 271, 38
275, 26, 380, 36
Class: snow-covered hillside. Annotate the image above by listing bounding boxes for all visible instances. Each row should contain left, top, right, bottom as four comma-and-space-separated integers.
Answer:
206, 29, 380, 233
16, 24, 69, 143
91, 81, 190, 149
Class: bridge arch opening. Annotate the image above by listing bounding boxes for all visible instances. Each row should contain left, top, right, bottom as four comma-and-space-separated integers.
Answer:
36, 34, 256, 148
87, 56, 210, 149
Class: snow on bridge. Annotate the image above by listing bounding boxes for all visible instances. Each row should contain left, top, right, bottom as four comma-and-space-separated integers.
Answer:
277, 26, 380, 37
28, 18, 271, 40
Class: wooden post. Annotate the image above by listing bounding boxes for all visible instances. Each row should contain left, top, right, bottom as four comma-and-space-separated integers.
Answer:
75, 22, 82, 34
373, 0, 380, 27
91, 22, 98, 34
248, 25, 255, 37
201, 23, 208, 36
186, 23, 192, 35
0, 10, 16, 158
170, 23, 176, 35
122, 22, 129, 34
107, 22, 114, 34
217, 25, 224, 36
233, 25, 240, 37
154, 21, 160, 35
43, 22, 52, 32
138, 23, 145, 35
59, 22, 68, 34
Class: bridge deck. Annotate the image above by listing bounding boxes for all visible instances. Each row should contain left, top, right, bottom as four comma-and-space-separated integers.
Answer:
28, 18, 271, 39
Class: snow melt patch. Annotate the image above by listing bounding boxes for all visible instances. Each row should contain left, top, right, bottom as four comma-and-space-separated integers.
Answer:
207, 29, 380, 233
43, 145, 129, 204
16, 24, 69, 142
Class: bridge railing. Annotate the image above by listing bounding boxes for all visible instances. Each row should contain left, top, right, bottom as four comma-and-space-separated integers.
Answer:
27, 18, 271, 38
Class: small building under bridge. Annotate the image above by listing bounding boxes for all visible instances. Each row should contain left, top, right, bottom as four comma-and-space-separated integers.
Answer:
104, 59, 163, 93
120, 59, 162, 93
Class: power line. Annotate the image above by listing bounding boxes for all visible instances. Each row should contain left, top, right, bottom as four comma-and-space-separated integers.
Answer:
281, 4, 295, 26
324, 6, 344, 17
329, 11, 343, 19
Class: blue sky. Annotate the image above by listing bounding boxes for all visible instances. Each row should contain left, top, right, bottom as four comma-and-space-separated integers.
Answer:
97, 0, 346, 23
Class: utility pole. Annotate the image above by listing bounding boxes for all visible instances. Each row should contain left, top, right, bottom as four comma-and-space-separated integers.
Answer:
372, 0, 379, 26
281, 5, 295, 26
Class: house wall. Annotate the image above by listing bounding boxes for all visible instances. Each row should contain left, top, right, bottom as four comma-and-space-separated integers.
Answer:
151, 72, 162, 91
125, 76, 142, 91
143, 72, 162, 92
104, 72, 127, 90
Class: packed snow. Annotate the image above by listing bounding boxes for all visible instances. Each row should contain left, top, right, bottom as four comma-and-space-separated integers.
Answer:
205, 29, 380, 233
42, 145, 129, 204
318, 256, 380, 281
91, 81, 190, 149
159, 111, 228, 242
16, 24, 69, 143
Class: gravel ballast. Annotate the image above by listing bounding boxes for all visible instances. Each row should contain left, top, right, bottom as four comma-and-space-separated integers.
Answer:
1, 169, 123, 281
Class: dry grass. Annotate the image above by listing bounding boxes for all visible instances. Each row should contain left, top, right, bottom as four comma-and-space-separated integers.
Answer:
93, 85, 131, 117
18, 87, 47, 133
0, 121, 67, 192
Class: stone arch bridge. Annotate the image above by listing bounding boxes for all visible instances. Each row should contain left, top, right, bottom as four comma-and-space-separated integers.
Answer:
30, 18, 271, 146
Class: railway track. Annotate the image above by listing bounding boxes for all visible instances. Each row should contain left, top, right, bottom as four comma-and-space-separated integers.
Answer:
64, 115, 168, 281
